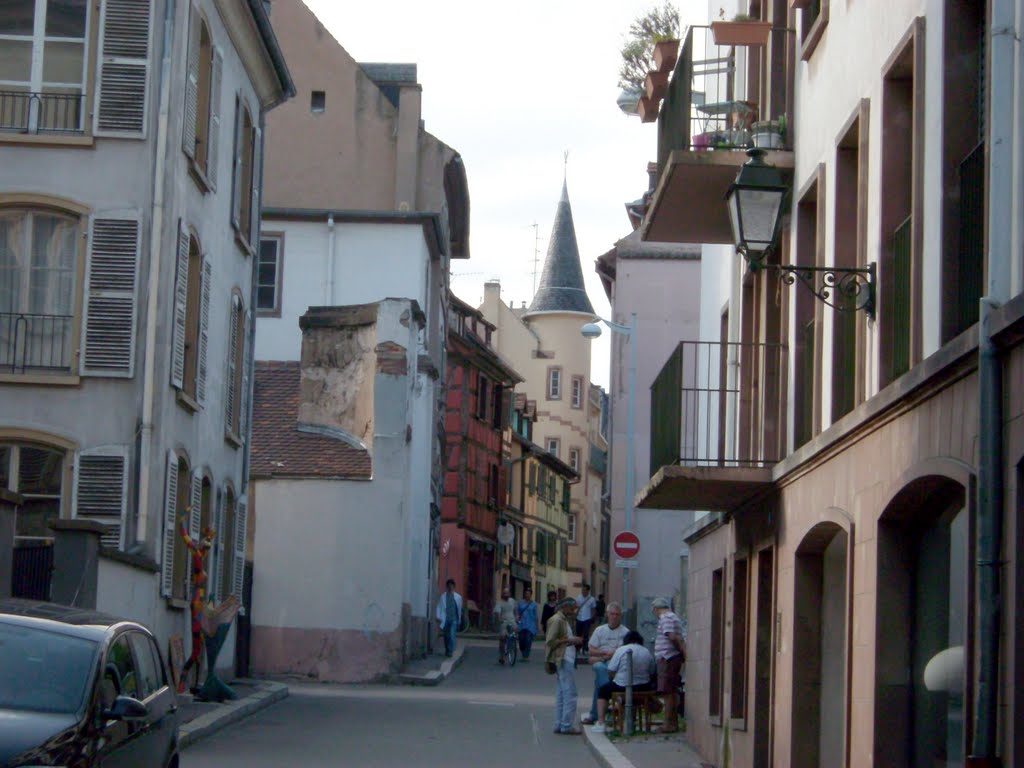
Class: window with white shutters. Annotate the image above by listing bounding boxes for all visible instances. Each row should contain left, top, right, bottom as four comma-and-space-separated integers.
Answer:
230, 96, 259, 251
217, 486, 236, 604
73, 446, 129, 549
187, 472, 201, 585
196, 260, 211, 404
161, 450, 190, 600
1, 442, 65, 542
170, 221, 189, 389
170, 221, 203, 405
182, 4, 221, 189
225, 292, 244, 440
82, 214, 140, 377
94, 0, 152, 137
232, 496, 247, 612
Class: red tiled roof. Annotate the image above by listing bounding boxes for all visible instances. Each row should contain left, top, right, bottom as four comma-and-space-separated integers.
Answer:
251, 361, 372, 480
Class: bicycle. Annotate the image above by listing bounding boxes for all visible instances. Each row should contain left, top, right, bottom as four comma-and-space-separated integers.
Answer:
502, 623, 518, 666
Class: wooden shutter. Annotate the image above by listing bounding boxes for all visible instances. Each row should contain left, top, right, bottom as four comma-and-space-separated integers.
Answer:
171, 220, 189, 389
232, 496, 247, 611
207, 48, 224, 189
181, 2, 200, 158
161, 451, 179, 597
231, 95, 243, 230
82, 214, 140, 377
211, 489, 224, 602
73, 446, 129, 549
187, 473, 202, 586
528, 463, 535, 494
95, 0, 152, 137
196, 259, 212, 404
225, 295, 240, 433
248, 126, 262, 247
238, 309, 251, 441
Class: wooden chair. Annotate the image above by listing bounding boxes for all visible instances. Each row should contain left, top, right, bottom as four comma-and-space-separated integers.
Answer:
609, 690, 661, 734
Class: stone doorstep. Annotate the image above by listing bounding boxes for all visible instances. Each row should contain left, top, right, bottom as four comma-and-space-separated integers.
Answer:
178, 679, 289, 750
388, 641, 466, 686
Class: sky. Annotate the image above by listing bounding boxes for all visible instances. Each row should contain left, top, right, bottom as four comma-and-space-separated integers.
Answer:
301, 0, 707, 388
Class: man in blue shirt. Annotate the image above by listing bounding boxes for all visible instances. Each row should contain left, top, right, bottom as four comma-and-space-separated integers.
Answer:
435, 579, 463, 657
516, 586, 539, 660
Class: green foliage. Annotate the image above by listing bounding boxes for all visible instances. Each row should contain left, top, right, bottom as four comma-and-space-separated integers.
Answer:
617, 2, 681, 91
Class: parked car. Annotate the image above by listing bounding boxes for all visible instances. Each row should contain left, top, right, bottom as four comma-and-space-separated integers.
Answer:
0, 599, 178, 767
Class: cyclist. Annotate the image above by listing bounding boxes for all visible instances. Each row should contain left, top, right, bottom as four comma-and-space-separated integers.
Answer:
493, 587, 519, 664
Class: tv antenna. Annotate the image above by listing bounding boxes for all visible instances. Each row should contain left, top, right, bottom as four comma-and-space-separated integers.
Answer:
530, 222, 541, 296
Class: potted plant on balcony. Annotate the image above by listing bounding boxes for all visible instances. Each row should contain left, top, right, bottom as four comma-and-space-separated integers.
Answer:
751, 115, 786, 149
644, 69, 669, 101
617, 3, 681, 92
711, 13, 772, 47
653, 38, 679, 72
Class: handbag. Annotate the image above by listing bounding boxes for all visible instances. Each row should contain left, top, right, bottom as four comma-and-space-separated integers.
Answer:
545, 661, 558, 675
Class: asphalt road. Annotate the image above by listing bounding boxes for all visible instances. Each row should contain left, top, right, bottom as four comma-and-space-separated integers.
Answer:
182, 643, 598, 767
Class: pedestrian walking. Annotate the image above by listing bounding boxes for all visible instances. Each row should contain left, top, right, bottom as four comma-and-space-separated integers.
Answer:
545, 597, 583, 735
516, 586, 539, 660
493, 587, 518, 664
575, 583, 597, 653
540, 589, 558, 633
435, 579, 463, 657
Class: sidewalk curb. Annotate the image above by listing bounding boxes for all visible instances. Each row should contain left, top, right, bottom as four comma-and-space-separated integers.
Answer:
582, 726, 637, 768
388, 642, 466, 686
178, 679, 289, 750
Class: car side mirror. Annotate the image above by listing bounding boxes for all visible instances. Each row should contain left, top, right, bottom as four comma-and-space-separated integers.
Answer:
103, 695, 149, 721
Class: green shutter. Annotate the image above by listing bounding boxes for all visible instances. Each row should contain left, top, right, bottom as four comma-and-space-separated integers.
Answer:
528, 463, 536, 494
562, 480, 571, 512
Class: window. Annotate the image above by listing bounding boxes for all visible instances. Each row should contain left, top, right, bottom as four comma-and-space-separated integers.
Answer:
232, 96, 261, 251
731, 558, 749, 720
171, 223, 211, 407
225, 292, 246, 441
568, 512, 576, 544
477, 375, 489, 421
182, 7, 222, 188
161, 453, 192, 601
105, 635, 140, 700
0, 0, 90, 133
547, 366, 561, 400
569, 447, 580, 473
488, 464, 500, 507
794, 168, 823, 447
795, 0, 829, 60
546, 438, 559, 458
127, 631, 164, 699
527, 462, 536, 496
256, 235, 282, 315
571, 375, 584, 409
491, 383, 504, 429
310, 90, 325, 113
1, 443, 63, 541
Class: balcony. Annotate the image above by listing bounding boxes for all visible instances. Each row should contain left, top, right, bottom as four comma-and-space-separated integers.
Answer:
0, 313, 74, 373
641, 340, 786, 511
0, 91, 85, 135
643, 25, 794, 244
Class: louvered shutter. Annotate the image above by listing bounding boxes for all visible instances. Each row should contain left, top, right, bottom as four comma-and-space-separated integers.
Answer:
232, 497, 247, 612
248, 126, 262, 247
95, 0, 152, 137
161, 451, 178, 597
211, 489, 224, 602
225, 294, 240, 432
238, 309, 251, 441
196, 259, 211, 404
82, 214, 140, 377
230, 95, 243, 230
171, 220, 189, 389
181, 3, 200, 158
187, 473, 202, 586
528, 463, 536, 494
72, 446, 129, 549
207, 48, 224, 189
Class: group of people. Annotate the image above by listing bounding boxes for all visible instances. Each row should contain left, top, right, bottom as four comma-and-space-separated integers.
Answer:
435, 579, 686, 736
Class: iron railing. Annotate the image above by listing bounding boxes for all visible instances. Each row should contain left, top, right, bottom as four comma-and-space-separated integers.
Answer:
0, 91, 85, 134
650, 340, 787, 475
12, 542, 53, 600
657, 25, 793, 174
0, 312, 74, 372
956, 141, 985, 334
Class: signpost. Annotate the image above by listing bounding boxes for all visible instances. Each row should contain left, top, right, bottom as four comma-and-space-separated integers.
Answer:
613, 531, 640, 560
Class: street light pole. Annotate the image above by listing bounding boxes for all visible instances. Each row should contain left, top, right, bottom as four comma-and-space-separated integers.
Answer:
581, 313, 637, 620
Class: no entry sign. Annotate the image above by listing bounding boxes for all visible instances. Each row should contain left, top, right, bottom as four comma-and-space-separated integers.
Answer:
613, 531, 641, 560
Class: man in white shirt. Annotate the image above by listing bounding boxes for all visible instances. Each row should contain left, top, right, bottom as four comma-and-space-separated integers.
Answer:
580, 602, 628, 724
434, 579, 463, 657
591, 630, 656, 733
493, 587, 518, 664
574, 583, 597, 652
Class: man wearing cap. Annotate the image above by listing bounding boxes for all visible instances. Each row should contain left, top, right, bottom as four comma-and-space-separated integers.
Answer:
652, 597, 686, 733
545, 597, 583, 734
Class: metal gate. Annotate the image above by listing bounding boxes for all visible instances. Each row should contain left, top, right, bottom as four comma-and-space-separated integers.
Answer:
11, 542, 53, 600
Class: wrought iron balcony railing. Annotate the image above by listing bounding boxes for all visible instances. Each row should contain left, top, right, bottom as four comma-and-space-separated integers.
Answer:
0, 312, 74, 372
0, 91, 85, 134
650, 340, 787, 475
657, 25, 793, 173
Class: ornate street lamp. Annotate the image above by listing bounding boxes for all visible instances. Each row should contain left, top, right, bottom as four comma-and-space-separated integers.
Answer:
725, 148, 876, 318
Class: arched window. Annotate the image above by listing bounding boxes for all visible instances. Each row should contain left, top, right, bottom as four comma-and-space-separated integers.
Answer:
225, 291, 247, 441
171, 222, 211, 405
183, 7, 222, 186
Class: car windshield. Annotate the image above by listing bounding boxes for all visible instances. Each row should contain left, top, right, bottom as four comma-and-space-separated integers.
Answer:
0, 622, 98, 714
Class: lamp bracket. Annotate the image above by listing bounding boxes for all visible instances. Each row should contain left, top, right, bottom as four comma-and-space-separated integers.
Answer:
756, 260, 876, 318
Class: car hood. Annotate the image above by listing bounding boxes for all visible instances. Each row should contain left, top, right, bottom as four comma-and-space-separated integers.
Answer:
0, 708, 80, 766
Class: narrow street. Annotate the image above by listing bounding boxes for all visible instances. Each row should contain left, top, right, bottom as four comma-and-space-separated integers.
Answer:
183, 642, 598, 767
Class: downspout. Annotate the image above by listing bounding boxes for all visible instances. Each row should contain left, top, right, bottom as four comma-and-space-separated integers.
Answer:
325, 213, 335, 304
970, 0, 1014, 762
136, 0, 177, 546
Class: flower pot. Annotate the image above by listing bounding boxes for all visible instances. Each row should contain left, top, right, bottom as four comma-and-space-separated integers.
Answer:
644, 70, 669, 101
654, 39, 679, 72
711, 20, 772, 47
752, 131, 784, 149
638, 96, 659, 123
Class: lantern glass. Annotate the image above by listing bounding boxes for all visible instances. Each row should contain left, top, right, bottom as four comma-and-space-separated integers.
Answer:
729, 186, 786, 255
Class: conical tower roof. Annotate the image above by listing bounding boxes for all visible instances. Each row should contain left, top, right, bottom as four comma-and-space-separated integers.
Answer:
525, 181, 595, 316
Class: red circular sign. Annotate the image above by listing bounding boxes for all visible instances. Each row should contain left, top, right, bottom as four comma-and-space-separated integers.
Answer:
613, 531, 640, 559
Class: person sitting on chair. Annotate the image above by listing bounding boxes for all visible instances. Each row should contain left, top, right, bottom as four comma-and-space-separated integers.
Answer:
590, 630, 655, 734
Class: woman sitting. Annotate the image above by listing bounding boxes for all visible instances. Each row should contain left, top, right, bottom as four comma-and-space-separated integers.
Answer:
591, 630, 656, 733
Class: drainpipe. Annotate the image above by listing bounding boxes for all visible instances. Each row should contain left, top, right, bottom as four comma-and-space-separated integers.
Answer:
970, 1, 1014, 763
325, 213, 335, 304
136, 0, 177, 546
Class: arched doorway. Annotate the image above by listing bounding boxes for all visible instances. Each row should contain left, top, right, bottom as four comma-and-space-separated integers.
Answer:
792, 520, 850, 768
874, 475, 968, 768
